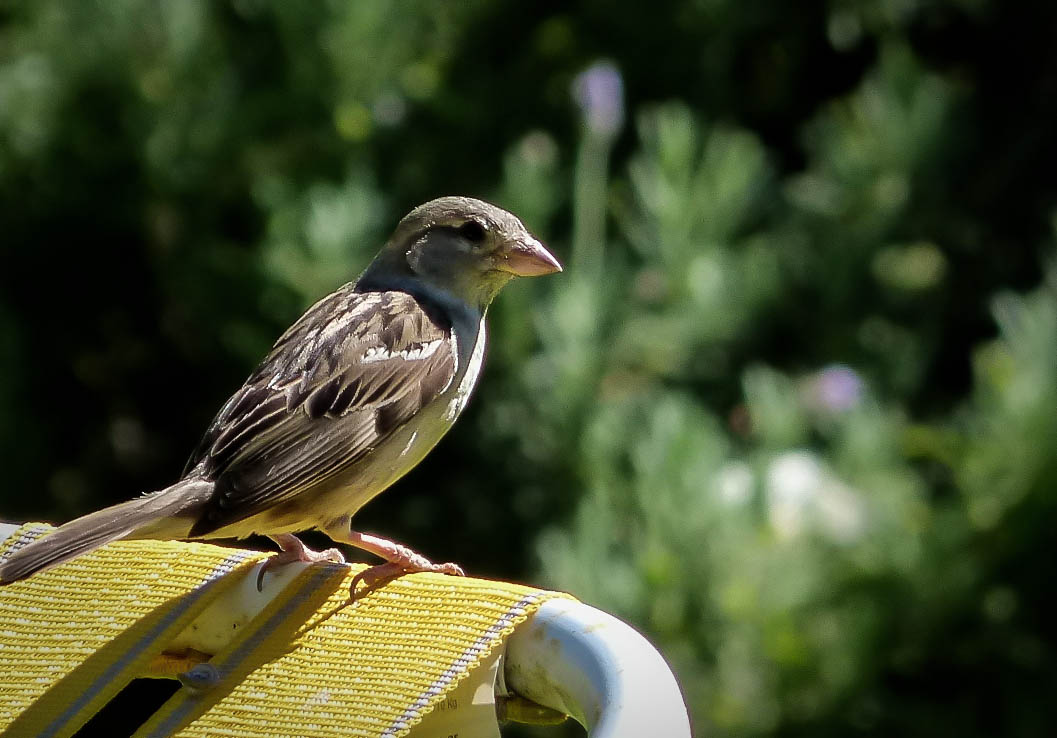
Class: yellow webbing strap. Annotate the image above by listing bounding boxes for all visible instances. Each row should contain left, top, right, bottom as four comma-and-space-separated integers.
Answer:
0, 523, 265, 737
134, 563, 344, 737
0, 523, 571, 737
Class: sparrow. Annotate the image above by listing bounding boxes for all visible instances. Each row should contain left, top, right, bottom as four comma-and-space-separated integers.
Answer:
0, 196, 561, 585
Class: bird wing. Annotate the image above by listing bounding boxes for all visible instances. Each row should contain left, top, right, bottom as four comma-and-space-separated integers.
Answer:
185, 286, 458, 537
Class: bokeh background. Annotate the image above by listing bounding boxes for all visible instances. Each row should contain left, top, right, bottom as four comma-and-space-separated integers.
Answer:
3, 1, 1057, 736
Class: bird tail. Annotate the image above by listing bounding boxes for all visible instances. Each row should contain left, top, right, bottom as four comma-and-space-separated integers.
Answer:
0, 478, 212, 584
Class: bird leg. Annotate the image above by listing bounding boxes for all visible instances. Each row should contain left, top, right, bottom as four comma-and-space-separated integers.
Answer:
256, 533, 346, 590
322, 519, 464, 593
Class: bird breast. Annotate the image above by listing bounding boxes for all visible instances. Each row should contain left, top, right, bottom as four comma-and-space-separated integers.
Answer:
309, 317, 487, 527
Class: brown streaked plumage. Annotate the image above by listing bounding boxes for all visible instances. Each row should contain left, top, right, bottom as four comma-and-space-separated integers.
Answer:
186, 289, 457, 537
0, 196, 561, 585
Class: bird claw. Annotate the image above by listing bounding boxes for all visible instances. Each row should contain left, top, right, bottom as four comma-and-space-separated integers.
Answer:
256, 534, 346, 591
349, 556, 464, 598
315, 525, 464, 598
431, 561, 465, 577
386, 544, 464, 577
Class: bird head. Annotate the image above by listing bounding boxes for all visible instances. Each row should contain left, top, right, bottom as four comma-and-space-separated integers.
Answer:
360, 197, 562, 312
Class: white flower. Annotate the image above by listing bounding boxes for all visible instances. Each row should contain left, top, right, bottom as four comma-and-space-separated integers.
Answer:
715, 461, 754, 506
766, 451, 866, 543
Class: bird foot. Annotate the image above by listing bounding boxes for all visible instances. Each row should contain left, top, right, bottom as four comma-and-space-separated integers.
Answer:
341, 532, 464, 597
257, 533, 345, 591
374, 542, 465, 577
350, 556, 465, 597
318, 524, 464, 597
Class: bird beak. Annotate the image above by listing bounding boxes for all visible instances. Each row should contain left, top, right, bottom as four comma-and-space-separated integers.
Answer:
493, 237, 563, 277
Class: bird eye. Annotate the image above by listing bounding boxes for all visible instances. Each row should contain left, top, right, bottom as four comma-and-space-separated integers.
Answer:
457, 220, 486, 244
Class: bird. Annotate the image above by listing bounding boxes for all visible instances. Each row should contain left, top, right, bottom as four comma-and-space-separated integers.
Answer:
0, 196, 561, 585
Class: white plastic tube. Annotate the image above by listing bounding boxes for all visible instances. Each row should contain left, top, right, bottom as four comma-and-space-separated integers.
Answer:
505, 598, 692, 737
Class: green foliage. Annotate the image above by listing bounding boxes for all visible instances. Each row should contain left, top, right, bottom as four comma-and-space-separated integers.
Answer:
3, 1, 1057, 736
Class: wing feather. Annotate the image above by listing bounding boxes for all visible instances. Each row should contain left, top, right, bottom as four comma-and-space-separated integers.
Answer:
186, 287, 457, 536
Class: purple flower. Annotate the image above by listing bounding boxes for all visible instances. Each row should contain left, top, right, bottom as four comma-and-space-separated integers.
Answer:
810, 365, 864, 412
572, 61, 624, 138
